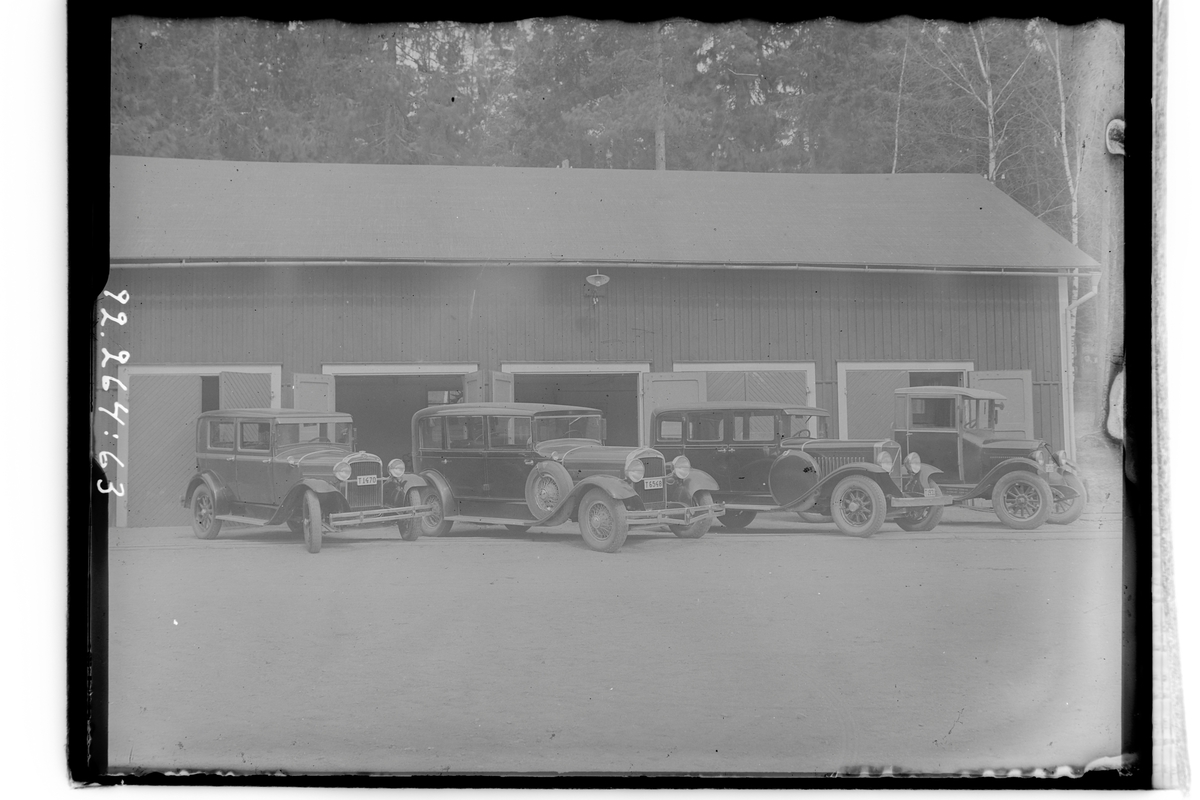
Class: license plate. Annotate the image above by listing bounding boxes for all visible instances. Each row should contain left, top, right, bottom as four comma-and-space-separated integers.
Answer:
643, 477, 664, 490
924, 488, 938, 497
356, 475, 378, 486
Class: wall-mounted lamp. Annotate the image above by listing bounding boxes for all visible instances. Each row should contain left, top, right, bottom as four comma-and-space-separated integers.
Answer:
584, 271, 610, 305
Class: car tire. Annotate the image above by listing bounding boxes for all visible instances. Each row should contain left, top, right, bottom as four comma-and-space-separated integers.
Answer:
1049, 472, 1087, 525
190, 485, 222, 540
525, 461, 574, 517
398, 488, 422, 541
829, 475, 887, 538
669, 490, 714, 539
302, 489, 323, 554
578, 488, 629, 553
418, 487, 454, 538
991, 471, 1052, 530
896, 478, 945, 532
796, 511, 832, 524
716, 509, 757, 530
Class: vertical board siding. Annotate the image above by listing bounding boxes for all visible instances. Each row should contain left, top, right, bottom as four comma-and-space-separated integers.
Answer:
103, 266, 1064, 448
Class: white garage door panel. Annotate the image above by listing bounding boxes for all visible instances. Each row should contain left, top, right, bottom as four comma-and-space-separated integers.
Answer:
220, 371, 272, 409
969, 370, 1034, 438
845, 370, 908, 440
642, 372, 707, 445
127, 375, 201, 528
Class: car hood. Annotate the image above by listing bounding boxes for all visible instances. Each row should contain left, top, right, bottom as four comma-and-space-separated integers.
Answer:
782, 437, 900, 453
278, 445, 368, 475
980, 438, 1042, 458
534, 439, 661, 471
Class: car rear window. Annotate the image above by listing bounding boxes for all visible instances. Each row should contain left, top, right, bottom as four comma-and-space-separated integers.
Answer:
657, 416, 684, 443
687, 413, 725, 443
209, 419, 235, 450
446, 416, 485, 449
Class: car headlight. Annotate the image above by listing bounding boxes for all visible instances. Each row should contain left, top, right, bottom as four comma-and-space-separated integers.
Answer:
625, 458, 646, 483
876, 450, 894, 472
1033, 449, 1047, 467
333, 461, 352, 481
903, 452, 921, 474
387, 458, 405, 479
671, 455, 691, 480
1054, 449, 1067, 467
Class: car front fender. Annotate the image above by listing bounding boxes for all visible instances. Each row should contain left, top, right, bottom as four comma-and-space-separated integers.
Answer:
813, 462, 903, 496
668, 470, 719, 502
532, 474, 637, 528
417, 470, 459, 517
916, 464, 944, 490
383, 474, 429, 506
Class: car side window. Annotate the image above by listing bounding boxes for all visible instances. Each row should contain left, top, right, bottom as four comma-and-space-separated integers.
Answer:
209, 419, 236, 450
419, 417, 444, 450
911, 397, 956, 429
687, 412, 725, 443
446, 415, 485, 449
656, 414, 684, 443
239, 421, 271, 452
488, 416, 532, 449
733, 412, 776, 442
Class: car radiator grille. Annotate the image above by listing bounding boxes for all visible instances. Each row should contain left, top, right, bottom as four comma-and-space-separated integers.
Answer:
815, 455, 859, 474
637, 457, 667, 509
347, 460, 383, 509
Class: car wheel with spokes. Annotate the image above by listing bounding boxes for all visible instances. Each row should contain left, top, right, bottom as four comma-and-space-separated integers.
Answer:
991, 471, 1052, 530
896, 479, 945, 532
398, 488, 423, 541
190, 485, 222, 540
829, 475, 887, 538
302, 489, 323, 554
418, 488, 454, 538
525, 462, 574, 517
577, 489, 628, 553
1049, 472, 1087, 525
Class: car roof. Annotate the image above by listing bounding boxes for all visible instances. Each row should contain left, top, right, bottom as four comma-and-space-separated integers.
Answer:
413, 402, 601, 418
197, 409, 355, 420
653, 401, 830, 416
894, 386, 1009, 401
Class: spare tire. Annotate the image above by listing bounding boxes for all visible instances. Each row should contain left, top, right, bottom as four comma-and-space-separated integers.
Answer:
525, 461, 575, 517
768, 450, 819, 511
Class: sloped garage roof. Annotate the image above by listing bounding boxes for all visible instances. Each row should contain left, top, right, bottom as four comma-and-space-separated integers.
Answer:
110, 155, 1099, 273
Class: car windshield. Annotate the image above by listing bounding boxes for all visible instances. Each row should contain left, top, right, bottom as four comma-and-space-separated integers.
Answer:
276, 421, 352, 448
784, 414, 827, 439
534, 415, 603, 443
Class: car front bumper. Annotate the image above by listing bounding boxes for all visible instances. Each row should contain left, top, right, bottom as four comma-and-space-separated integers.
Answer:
327, 504, 433, 529
625, 501, 725, 528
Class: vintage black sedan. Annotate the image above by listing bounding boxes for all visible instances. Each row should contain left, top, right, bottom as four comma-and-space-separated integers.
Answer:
649, 402, 952, 537
181, 409, 431, 553
892, 386, 1086, 529
385, 403, 724, 553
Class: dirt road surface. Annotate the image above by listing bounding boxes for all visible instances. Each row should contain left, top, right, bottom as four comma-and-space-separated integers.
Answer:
107, 510, 1123, 776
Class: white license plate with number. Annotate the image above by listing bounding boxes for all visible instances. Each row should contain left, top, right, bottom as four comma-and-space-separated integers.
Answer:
643, 477, 664, 490
357, 475, 378, 486
924, 488, 938, 497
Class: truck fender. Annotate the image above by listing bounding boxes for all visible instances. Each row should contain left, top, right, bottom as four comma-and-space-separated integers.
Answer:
669, 470, 719, 502
182, 471, 234, 516
975, 457, 1045, 496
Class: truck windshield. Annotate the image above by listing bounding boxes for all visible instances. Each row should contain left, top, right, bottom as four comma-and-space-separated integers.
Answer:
534, 415, 603, 443
276, 421, 352, 447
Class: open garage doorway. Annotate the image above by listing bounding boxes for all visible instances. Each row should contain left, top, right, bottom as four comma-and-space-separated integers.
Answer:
323, 365, 478, 469
503, 365, 646, 447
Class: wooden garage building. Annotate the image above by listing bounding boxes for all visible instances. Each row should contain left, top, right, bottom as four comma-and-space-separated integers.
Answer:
101, 155, 1100, 527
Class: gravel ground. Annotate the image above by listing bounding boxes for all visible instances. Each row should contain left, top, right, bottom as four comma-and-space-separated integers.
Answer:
107, 513, 1123, 776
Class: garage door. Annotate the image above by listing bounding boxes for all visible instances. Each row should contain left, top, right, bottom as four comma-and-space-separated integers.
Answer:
126, 375, 201, 528
707, 371, 808, 404
844, 369, 909, 440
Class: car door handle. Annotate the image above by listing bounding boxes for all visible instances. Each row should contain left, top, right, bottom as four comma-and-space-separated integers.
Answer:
441, 458, 450, 465
225, 457, 234, 462
261, 458, 271, 463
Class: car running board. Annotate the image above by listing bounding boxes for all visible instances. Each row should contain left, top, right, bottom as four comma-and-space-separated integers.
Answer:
214, 514, 273, 526
447, 515, 535, 527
